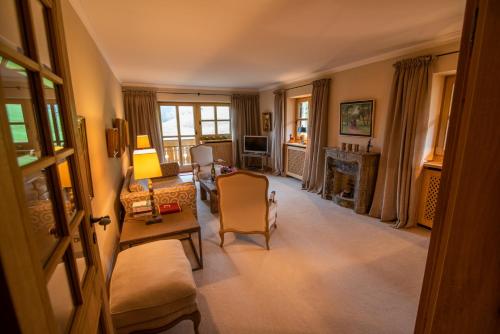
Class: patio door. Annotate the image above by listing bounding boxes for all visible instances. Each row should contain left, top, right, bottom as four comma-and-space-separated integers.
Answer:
0, 0, 113, 333
159, 103, 197, 171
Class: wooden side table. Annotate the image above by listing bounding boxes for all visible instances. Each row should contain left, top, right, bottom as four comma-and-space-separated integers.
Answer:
199, 178, 218, 213
120, 208, 203, 270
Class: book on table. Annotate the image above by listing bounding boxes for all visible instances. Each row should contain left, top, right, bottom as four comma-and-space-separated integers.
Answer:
159, 202, 182, 215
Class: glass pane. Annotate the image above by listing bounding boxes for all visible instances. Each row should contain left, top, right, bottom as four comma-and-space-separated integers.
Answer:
163, 137, 180, 163
178, 106, 195, 136
57, 160, 77, 220
201, 106, 214, 120
47, 258, 75, 333
216, 106, 230, 120
201, 121, 215, 135
0, 0, 25, 53
160, 106, 178, 136
180, 137, 196, 166
217, 121, 230, 135
30, 0, 53, 70
72, 224, 88, 284
43, 78, 65, 149
299, 101, 309, 119
1, 61, 43, 166
24, 169, 60, 265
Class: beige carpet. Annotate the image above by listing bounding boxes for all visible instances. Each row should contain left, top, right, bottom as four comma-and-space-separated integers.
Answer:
169, 175, 430, 334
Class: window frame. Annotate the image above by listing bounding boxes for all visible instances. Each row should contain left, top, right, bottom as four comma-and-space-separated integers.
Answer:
434, 75, 456, 159
200, 103, 231, 138
295, 97, 311, 139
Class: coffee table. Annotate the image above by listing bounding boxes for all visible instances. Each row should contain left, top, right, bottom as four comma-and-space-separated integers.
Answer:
120, 207, 203, 270
199, 178, 218, 213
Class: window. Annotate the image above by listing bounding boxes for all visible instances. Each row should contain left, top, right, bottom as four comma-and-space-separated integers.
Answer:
6, 103, 28, 143
295, 97, 310, 141
200, 104, 231, 139
434, 75, 456, 158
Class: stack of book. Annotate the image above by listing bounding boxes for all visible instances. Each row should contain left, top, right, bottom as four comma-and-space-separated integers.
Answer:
132, 200, 152, 217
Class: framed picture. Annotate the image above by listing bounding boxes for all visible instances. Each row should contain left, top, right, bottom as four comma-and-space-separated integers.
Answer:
113, 118, 129, 156
77, 116, 94, 197
340, 100, 374, 137
262, 112, 272, 132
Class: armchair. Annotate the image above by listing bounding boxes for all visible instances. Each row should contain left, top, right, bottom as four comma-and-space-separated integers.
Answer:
190, 144, 225, 180
216, 171, 277, 249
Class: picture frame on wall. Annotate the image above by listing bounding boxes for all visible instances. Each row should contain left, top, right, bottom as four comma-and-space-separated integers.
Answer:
340, 100, 375, 137
262, 112, 272, 132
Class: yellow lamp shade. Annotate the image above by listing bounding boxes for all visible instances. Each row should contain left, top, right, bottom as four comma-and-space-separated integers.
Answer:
133, 148, 162, 180
136, 135, 151, 149
57, 160, 72, 188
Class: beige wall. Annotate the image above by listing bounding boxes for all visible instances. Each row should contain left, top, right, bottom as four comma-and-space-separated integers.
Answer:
62, 0, 129, 279
260, 42, 460, 155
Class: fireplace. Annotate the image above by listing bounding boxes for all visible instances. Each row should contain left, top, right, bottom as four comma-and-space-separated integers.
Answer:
322, 148, 379, 214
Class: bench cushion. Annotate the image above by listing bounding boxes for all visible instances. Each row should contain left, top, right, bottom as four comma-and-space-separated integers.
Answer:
110, 240, 197, 331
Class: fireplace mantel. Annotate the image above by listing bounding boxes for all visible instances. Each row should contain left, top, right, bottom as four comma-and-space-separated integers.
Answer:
322, 147, 380, 214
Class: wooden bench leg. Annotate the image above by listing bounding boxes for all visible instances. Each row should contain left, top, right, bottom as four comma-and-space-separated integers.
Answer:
193, 310, 201, 334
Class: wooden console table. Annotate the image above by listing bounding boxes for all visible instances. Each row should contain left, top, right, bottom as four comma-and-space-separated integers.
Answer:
120, 208, 203, 270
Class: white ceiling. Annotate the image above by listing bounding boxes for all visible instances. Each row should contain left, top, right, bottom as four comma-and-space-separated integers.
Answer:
69, 0, 465, 90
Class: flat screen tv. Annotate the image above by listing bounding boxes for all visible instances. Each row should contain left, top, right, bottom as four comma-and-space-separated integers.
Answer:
244, 135, 268, 154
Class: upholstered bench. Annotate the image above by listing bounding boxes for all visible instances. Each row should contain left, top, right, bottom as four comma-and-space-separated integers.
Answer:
110, 240, 200, 333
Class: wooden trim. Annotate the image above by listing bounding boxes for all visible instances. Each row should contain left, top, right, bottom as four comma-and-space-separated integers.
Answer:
130, 310, 201, 334
0, 43, 40, 71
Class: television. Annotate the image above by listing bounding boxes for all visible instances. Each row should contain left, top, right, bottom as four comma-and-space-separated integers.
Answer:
244, 135, 268, 154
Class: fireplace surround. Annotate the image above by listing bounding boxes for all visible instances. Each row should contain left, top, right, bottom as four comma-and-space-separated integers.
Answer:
322, 147, 380, 214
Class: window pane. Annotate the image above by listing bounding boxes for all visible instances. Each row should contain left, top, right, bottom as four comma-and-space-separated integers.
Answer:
72, 225, 89, 284
30, 0, 53, 70
44, 78, 65, 149
6, 103, 24, 122
1, 60, 42, 166
0, 0, 25, 53
216, 106, 230, 120
47, 258, 75, 333
163, 137, 180, 163
201, 106, 215, 120
299, 101, 309, 119
24, 169, 61, 265
201, 121, 215, 135
57, 160, 77, 220
178, 106, 195, 136
180, 137, 196, 166
160, 106, 178, 136
217, 121, 230, 135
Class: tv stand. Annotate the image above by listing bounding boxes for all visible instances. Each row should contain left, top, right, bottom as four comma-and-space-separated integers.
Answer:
241, 152, 267, 170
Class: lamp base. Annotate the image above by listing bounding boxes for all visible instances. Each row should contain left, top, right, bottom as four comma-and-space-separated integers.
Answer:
145, 214, 163, 225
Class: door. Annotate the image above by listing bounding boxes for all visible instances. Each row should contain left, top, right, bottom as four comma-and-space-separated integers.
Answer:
159, 103, 197, 170
0, 0, 113, 333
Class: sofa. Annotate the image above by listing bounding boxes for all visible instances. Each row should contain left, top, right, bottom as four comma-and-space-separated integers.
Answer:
120, 162, 197, 219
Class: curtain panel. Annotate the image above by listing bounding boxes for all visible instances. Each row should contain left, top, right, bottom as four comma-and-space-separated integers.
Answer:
369, 56, 433, 228
271, 90, 285, 175
302, 78, 330, 193
123, 89, 164, 162
231, 94, 260, 167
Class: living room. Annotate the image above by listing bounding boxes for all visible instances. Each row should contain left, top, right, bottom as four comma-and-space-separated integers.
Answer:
1, 0, 499, 333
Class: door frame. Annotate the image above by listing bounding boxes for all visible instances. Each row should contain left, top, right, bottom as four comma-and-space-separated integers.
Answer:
0, 0, 113, 332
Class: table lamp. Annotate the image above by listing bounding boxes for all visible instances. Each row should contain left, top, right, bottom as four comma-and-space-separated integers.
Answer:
133, 148, 163, 224
57, 160, 75, 213
136, 135, 151, 149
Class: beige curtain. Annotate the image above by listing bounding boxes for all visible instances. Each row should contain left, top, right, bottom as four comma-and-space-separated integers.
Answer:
369, 56, 433, 228
123, 89, 164, 162
271, 90, 285, 175
231, 94, 260, 167
302, 79, 330, 193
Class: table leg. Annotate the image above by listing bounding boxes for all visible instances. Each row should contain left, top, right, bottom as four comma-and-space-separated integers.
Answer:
200, 185, 207, 200
188, 230, 203, 270
210, 191, 218, 213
